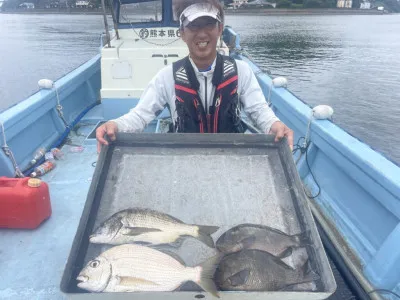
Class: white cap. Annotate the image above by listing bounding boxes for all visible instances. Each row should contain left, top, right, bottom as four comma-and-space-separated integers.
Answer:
179, 3, 222, 28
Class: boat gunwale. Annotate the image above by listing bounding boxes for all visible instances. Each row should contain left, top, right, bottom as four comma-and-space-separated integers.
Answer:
238, 54, 400, 202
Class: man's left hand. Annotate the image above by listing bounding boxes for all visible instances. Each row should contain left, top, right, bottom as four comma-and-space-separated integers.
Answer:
269, 121, 294, 150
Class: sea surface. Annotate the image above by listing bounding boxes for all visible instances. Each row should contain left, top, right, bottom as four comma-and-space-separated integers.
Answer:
0, 13, 399, 164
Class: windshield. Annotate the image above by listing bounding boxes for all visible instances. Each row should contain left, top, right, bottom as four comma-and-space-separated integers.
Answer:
119, 0, 162, 24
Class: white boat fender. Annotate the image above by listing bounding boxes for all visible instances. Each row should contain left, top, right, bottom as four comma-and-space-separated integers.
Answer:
37, 79, 69, 127
312, 105, 334, 120
38, 79, 54, 89
304, 105, 334, 148
267, 77, 288, 106
272, 77, 288, 88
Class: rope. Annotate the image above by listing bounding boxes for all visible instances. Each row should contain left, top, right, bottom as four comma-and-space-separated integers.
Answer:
0, 120, 24, 178
55, 85, 70, 128
292, 136, 321, 199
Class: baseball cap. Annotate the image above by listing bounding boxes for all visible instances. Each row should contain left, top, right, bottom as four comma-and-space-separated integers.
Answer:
179, 3, 222, 28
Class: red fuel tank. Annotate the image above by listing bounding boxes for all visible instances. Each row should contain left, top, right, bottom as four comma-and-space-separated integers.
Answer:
0, 177, 52, 229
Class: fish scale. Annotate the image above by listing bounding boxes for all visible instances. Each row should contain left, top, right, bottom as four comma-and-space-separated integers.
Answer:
92, 245, 195, 292
214, 249, 319, 291
77, 244, 219, 296
216, 223, 309, 257
90, 208, 219, 247
123, 210, 193, 232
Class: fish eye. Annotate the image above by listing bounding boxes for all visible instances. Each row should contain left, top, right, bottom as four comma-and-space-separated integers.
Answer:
89, 260, 100, 268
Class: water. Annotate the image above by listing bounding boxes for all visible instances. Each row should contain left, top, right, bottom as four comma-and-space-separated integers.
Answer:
229, 14, 400, 165
0, 14, 103, 110
0, 13, 399, 164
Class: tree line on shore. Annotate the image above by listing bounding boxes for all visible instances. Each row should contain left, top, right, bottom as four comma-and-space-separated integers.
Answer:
1, 0, 399, 12
224, 0, 399, 11
1, 0, 102, 10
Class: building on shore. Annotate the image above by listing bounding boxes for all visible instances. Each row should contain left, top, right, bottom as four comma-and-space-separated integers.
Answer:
75, 0, 90, 8
227, 0, 277, 9
228, 0, 249, 9
337, 0, 352, 8
360, 1, 371, 9
19, 2, 35, 9
246, 0, 277, 8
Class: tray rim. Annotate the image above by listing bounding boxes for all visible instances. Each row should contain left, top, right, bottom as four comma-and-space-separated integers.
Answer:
60, 133, 337, 298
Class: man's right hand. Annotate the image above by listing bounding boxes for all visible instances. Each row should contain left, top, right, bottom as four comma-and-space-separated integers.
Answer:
96, 121, 118, 153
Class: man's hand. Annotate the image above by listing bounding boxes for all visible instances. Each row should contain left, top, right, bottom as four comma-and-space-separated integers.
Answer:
269, 121, 294, 150
96, 121, 118, 153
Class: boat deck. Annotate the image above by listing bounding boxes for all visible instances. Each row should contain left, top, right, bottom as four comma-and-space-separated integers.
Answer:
0, 115, 360, 300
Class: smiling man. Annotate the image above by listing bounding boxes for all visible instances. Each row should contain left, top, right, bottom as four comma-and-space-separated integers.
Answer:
96, 0, 293, 151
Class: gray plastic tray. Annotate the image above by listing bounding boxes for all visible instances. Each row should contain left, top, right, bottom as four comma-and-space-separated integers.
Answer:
60, 133, 336, 299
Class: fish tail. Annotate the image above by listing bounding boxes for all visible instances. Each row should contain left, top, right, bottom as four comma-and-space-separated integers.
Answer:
195, 225, 219, 248
292, 230, 311, 246
301, 259, 320, 283
196, 255, 221, 298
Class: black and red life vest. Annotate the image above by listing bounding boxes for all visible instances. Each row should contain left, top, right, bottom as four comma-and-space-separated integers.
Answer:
172, 54, 246, 133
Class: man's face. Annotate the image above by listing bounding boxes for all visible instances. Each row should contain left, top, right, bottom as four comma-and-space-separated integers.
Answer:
181, 16, 223, 64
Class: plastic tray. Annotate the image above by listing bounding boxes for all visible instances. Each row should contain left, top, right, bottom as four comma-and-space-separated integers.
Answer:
60, 133, 336, 299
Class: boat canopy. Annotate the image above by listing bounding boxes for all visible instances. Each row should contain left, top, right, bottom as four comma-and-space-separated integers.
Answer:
113, 0, 178, 29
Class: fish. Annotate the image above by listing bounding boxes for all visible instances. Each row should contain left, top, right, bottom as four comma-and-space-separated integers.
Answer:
77, 244, 220, 296
216, 223, 309, 257
90, 208, 219, 248
214, 249, 319, 291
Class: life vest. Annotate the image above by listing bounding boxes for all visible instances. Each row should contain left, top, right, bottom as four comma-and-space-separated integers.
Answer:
172, 54, 246, 133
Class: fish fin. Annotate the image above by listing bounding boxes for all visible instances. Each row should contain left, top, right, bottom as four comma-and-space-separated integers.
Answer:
239, 236, 256, 249
291, 230, 311, 246
116, 276, 159, 287
195, 225, 219, 248
268, 254, 295, 270
148, 237, 184, 249
227, 269, 251, 287
279, 283, 304, 291
157, 249, 186, 266
168, 237, 184, 248
278, 261, 319, 291
279, 281, 317, 292
301, 259, 320, 282
197, 254, 221, 298
120, 227, 162, 236
239, 223, 289, 236
277, 247, 293, 258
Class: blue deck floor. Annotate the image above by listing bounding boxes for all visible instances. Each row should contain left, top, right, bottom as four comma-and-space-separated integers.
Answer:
0, 124, 98, 300
0, 120, 359, 300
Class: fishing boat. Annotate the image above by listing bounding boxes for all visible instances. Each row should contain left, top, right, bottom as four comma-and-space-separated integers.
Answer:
0, 0, 399, 299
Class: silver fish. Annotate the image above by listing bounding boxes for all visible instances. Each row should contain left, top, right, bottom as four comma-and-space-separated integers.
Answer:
214, 249, 319, 291
216, 224, 309, 257
90, 208, 219, 247
77, 244, 220, 296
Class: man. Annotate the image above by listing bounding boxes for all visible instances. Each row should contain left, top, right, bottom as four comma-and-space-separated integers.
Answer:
96, 0, 293, 152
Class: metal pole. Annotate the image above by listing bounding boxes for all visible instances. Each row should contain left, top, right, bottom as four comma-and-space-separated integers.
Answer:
101, 0, 111, 48
107, 0, 120, 40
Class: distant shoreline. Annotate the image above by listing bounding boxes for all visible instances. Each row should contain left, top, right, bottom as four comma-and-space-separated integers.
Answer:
224, 8, 387, 15
1, 8, 390, 15
0, 9, 105, 15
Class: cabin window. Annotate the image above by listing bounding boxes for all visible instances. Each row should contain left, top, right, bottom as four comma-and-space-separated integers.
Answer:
119, 0, 162, 24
